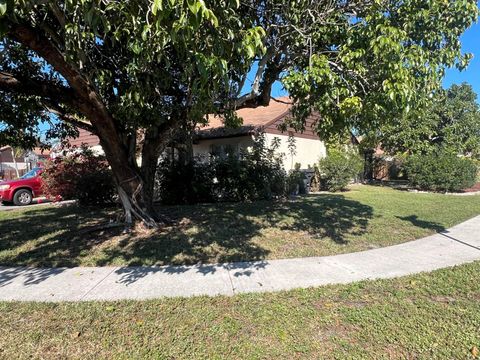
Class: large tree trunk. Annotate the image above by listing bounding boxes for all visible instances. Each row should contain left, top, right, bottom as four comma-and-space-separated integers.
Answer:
92, 122, 159, 228
139, 126, 175, 220
138, 116, 185, 221
105, 148, 158, 228
140, 140, 161, 217
9, 23, 177, 227
176, 124, 194, 166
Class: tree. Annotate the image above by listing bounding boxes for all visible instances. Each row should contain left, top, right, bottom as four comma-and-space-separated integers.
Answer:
0, 0, 264, 226
379, 83, 480, 157
0, 0, 477, 226
10, 146, 23, 178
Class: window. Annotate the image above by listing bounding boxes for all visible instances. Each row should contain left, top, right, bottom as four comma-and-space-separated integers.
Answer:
210, 143, 239, 158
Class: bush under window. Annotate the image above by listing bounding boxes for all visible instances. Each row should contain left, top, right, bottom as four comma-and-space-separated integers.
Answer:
155, 133, 287, 204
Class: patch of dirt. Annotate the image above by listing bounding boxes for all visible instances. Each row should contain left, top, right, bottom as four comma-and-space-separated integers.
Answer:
430, 295, 457, 304
314, 321, 359, 343
462, 182, 480, 193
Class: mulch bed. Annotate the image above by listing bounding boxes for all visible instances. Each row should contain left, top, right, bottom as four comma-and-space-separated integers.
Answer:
462, 182, 480, 193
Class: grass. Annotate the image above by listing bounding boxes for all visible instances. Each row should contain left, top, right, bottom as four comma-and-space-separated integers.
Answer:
1, 261, 480, 359
0, 185, 479, 267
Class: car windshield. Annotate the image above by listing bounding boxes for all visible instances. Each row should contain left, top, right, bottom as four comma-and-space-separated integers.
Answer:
20, 168, 41, 179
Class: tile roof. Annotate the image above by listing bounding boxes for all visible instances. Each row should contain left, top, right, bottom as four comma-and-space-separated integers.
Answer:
201, 96, 292, 130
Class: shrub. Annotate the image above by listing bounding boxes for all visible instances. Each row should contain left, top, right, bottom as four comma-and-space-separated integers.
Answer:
42, 146, 116, 206
214, 134, 286, 201
404, 151, 477, 192
155, 133, 287, 204
155, 156, 216, 205
315, 147, 363, 192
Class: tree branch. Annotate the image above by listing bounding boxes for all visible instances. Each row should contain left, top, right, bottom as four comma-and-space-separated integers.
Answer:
0, 71, 75, 104
271, 97, 292, 105
42, 101, 95, 133
8, 22, 109, 119
7, 21, 138, 188
49, 3, 66, 28
235, 51, 273, 108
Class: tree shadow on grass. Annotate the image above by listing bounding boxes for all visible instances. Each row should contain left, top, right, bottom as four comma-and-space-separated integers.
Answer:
396, 215, 446, 233
0, 205, 116, 266
0, 194, 374, 273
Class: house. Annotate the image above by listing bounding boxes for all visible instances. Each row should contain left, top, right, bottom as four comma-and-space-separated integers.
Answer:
68, 97, 327, 170
0, 146, 50, 180
194, 97, 326, 170
66, 130, 102, 153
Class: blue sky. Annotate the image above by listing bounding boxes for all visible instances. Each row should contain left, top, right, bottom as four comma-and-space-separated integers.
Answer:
443, 22, 480, 97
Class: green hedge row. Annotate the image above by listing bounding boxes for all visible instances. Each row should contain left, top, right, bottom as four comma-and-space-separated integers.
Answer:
404, 151, 477, 192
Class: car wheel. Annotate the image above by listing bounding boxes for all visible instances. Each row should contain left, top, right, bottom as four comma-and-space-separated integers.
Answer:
13, 189, 33, 206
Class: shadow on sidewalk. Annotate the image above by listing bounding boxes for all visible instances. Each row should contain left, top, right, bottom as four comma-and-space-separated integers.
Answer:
0, 266, 65, 287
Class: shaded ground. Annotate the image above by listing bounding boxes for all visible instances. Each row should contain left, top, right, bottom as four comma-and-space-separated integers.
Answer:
1, 261, 480, 359
0, 185, 479, 267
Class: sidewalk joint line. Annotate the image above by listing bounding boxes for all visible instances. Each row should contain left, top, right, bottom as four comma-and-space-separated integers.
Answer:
79, 267, 119, 300
225, 265, 236, 295
439, 233, 480, 251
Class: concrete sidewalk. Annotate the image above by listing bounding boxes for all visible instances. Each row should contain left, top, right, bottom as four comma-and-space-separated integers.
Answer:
1, 216, 479, 302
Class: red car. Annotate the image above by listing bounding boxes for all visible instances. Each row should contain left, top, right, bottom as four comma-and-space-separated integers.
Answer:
0, 167, 44, 206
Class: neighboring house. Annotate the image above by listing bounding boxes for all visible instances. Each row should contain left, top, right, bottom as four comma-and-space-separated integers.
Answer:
68, 97, 327, 170
66, 130, 102, 154
0, 146, 50, 180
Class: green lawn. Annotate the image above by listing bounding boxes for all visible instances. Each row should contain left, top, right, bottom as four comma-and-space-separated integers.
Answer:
0, 185, 479, 267
1, 261, 480, 359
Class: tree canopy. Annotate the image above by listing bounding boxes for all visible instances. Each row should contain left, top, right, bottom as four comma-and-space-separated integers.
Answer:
0, 0, 477, 224
379, 83, 480, 158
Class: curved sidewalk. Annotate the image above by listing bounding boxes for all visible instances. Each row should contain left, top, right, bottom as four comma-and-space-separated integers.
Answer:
1, 215, 479, 302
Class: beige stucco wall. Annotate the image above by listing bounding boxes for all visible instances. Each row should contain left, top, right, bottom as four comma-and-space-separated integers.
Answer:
264, 133, 327, 170
193, 134, 326, 170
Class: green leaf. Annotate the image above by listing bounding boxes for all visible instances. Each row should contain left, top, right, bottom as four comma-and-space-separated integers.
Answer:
187, 0, 203, 15
152, 0, 162, 16
141, 25, 150, 41
245, 44, 255, 58
0, 0, 7, 17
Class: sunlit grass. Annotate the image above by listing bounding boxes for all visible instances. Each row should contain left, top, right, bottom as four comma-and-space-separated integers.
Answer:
1, 261, 479, 359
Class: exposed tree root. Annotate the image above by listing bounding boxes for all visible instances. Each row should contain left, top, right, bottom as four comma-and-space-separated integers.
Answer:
117, 185, 159, 229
